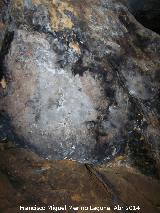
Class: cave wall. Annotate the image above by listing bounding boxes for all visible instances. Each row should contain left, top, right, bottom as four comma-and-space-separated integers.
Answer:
0, 0, 160, 177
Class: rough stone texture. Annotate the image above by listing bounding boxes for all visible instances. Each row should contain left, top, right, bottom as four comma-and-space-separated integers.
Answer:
0, 0, 160, 176
0, 1, 160, 211
0, 146, 160, 213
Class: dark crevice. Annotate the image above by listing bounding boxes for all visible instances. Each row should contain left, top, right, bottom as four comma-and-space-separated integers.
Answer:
85, 164, 129, 212
0, 31, 14, 79
72, 57, 88, 76
134, 11, 160, 34
127, 0, 160, 34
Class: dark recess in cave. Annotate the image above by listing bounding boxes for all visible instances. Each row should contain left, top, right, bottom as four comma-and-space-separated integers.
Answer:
128, 0, 160, 34
0, 31, 14, 79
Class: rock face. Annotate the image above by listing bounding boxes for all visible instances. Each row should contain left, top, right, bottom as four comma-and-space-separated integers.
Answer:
0, 0, 160, 174
2, 29, 101, 161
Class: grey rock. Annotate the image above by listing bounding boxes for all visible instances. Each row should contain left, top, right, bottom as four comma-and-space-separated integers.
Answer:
0, 0, 159, 176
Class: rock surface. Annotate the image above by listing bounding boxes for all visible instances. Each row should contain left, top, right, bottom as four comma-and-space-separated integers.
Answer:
0, 1, 160, 211
0, 146, 160, 213
0, 0, 160, 176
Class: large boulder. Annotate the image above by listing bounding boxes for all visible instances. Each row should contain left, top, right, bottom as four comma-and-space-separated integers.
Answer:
0, 0, 160, 173
127, 0, 160, 34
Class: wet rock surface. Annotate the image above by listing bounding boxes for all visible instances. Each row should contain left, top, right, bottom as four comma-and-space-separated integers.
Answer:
0, 0, 160, 178
0, 1, 160, 212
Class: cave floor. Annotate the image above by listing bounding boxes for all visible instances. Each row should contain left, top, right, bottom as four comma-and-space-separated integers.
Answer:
0, 145, 160, 213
